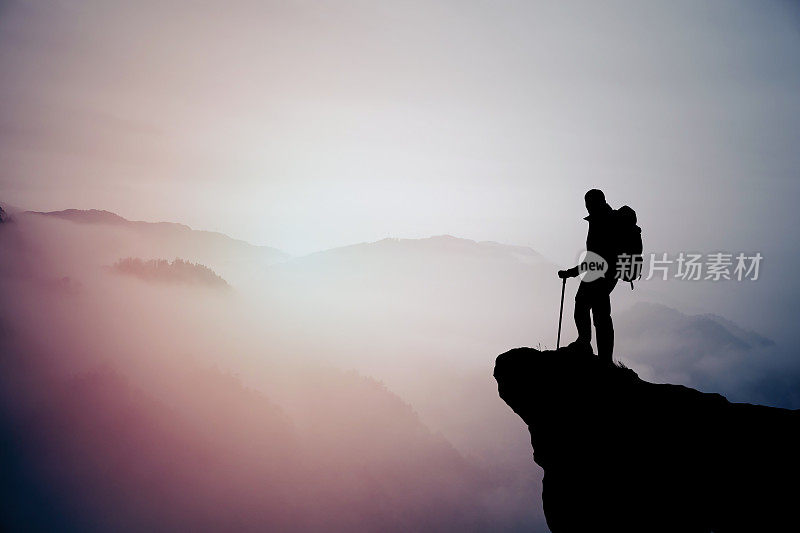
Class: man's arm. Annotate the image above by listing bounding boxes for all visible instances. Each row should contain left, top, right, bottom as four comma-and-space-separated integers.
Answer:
558, 266, 579, 279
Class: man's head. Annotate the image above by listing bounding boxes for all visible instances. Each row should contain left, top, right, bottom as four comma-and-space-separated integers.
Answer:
584, 189, 607, 216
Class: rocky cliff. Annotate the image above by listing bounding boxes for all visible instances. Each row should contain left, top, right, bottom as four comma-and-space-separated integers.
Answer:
494, 342, 800, 532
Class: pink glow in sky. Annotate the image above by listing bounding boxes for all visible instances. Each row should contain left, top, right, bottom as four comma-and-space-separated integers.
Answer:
2, 3, 800, 530
2, 1, 799, 261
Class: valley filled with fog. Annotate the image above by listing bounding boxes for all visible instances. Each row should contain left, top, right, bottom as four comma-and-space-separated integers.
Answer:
1, 208, 796, 532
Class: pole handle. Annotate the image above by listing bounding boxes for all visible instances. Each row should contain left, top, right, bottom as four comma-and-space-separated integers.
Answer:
557, 277, 566, 350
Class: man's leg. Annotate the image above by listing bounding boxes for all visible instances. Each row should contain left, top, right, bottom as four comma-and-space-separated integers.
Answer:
574, 281, 592, 345
593, 279, 617, 363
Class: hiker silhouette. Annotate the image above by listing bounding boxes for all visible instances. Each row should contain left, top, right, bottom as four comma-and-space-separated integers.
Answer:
558, 189, 642, 363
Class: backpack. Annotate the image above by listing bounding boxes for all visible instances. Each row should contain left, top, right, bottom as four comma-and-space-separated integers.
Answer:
614, 205, 643, 289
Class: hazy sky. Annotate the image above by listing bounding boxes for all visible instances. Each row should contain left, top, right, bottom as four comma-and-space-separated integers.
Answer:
1, 0, 799, 263
3, 6, 800, 529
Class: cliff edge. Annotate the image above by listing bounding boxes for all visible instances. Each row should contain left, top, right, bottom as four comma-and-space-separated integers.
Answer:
494, 342, 800, 532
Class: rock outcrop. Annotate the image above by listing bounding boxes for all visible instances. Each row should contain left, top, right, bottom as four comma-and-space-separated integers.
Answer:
494, 342, 800, 532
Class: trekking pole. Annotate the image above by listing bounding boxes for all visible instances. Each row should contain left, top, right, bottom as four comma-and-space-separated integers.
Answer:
556, 277, 566, 349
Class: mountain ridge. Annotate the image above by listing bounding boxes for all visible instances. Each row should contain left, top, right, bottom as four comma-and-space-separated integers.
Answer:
276, 234, 549, 269
25, 208, 550, 264
616, 301, 774, 351
26, 208, 286, 256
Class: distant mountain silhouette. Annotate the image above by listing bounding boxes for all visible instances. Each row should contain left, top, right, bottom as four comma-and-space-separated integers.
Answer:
261, 234, 555, 346
110, 257, 229, 287
696, 311, 775, 348
27, 209, 287, 259
29, 208, 132, 225
298, 234, 547, 264
494, 342, 800, 532
19, 209, 288, 284
616, 302, 774, 352
610, 302, 794, 405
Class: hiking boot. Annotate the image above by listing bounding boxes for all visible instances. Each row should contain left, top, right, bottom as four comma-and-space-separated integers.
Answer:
566, 338, 592, 355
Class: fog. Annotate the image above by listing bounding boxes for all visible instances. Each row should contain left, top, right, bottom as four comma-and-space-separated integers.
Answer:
2, 1, 799, 529
2, 210, 797, 531
0, 213, 545, 530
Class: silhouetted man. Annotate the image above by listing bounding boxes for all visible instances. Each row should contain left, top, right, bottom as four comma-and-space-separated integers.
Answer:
558, 189, 618, 363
